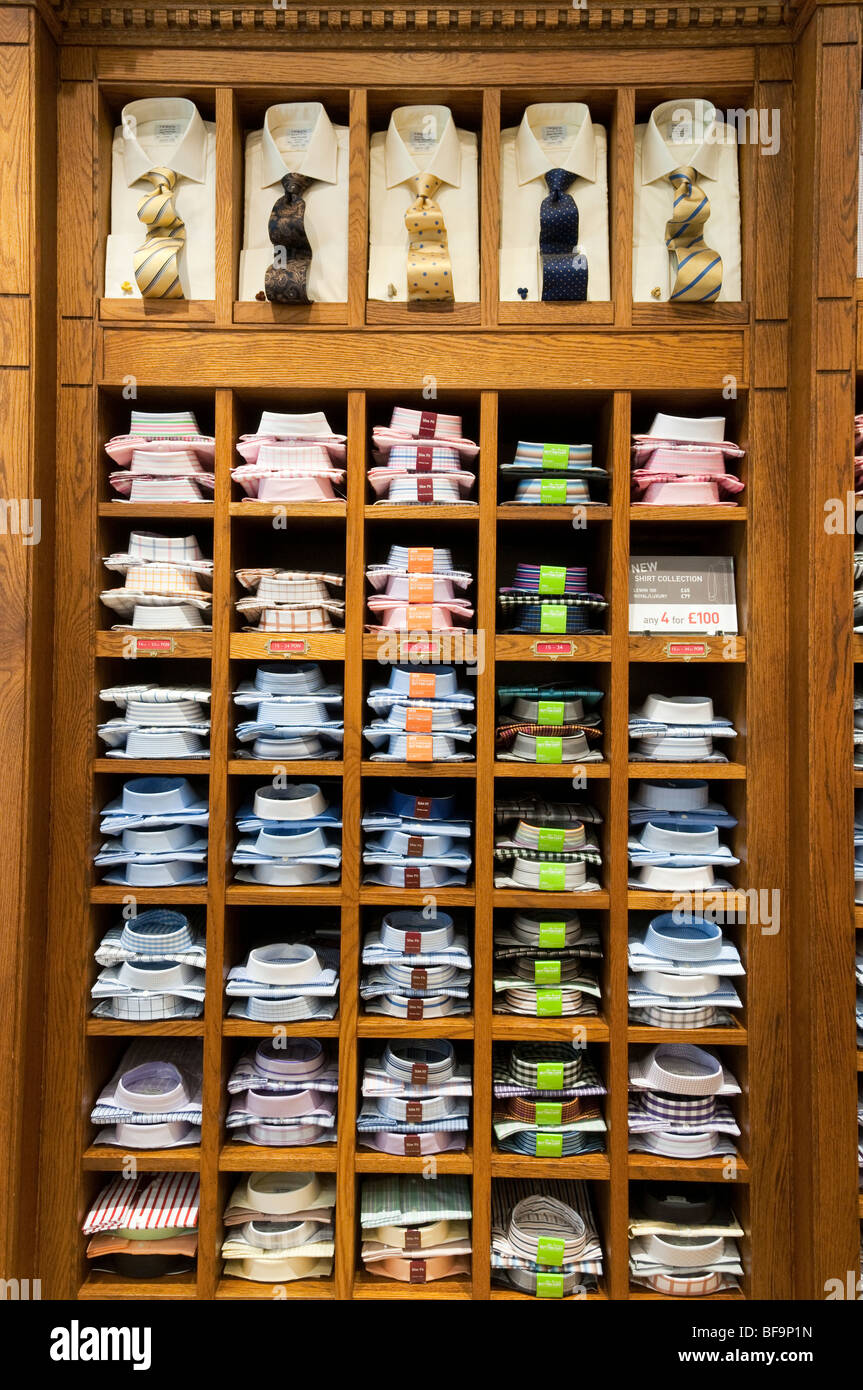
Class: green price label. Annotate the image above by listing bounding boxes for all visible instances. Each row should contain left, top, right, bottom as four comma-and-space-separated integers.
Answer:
537, 827, 566, 851
542, 443, 570, 469
536, 1273, 565, 1297
536, 1236, 565, 1266
536, 737, 563, 764
536, 1062, 565, 1089
538, 564, 567, 594
539, 480, 567, 504
537, 700, 565, 725
536, 1134, 564, 1158
535, 1102, 563, 1126
539, 864, 565, 891
538, 922, 566, 949
536, 987, 563, 1016
534, 959, 561, 984
540, 605, 567, 633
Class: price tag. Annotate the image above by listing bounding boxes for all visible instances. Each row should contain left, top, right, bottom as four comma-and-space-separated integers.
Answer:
539, 480, 567, 504
267, 639, 308, 655
536, 1273, 565, 1297
409, 672, 436, 697
537, 700, 565, 725
539, 864, 565, 891
534, 960, 561, 984
408, 577, 435, 603
542, 443, 570, 469
536, 1062, 565, 1089
405, 708, 434, 733
537, 827, 566, 851
540, 605, 567, 634
538, 922, 566, 949
536, 1236, 565, 1266
406, 735, 434, 761
535, 1102, 563, 1125
408, 547, 434, 572
536, 737, 563, 763
535, 1134, 564, 1158
538, 565, 567, 594
536, 987, 563, 1016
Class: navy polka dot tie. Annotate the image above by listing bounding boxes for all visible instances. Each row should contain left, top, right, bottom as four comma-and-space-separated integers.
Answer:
540, 167, 588, 302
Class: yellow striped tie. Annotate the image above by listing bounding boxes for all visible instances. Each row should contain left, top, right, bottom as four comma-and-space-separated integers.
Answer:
405, 172, 453, 303
665, 165, 722, 303
134, 167, 185, 300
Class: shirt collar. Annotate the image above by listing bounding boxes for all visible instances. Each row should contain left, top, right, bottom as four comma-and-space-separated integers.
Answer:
384, 105, 461, 190
641, 98, 727, 184
514, 103, 597, 185
120, 98, 207, 186
261, 103, 339, 187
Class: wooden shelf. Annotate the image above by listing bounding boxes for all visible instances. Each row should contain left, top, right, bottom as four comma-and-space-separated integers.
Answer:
93, 758, 211, 774
82, 1147, 201, 1171
495, 635, 612, 663
98, 502, 215, 518
628, 634, 746, 662
496, 504, 612, 523
95, 632, 212, 659
491, 1016, 610, 1042
230, 633, 345, 661
218, 1145, 338, 1172
627, 762, 746, 779
361, 761, 476, 776
229, 502, 347, 519
352, 1272, 473, 1299
228, 760, 344, 776
86, 1019, 205, 1037
90, 886, 208, 905
628, 1154, 749, 1183
354, 1148, 474, 1174
629, 506, 747, 522
221, 1018, 341, 1038
79, 1272, 198, 1300
364, 504, 479, 521
357, 1015, 474, 1039
216, 1276, 336, 1299
494, 761, 609, 778
491, 1153, 611, 1180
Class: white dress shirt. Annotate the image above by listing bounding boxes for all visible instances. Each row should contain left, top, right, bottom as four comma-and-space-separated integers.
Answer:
239, 103, 349, 303
105, 99, 216, 300
633, 99, 741, 303
499, 104, 610, 302
368, 106, 479, 303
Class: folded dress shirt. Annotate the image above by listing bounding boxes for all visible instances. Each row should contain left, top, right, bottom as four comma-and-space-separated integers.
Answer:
360, 1175, 472, 1282
227, 1038, 339, 1148
233, 662, 344, 759
631, 413, 745, 507
232, 782, 342, 886
83, 1171, 199, 1279
629, 693, 737, 763
628, 1183, 743, 1295
101, 531, 214, 631
491, 1180, 603, 1294
628, 1044, 741, 1160
95, 776, 209, 886
358, 1039, 472, 1155
493, 799, 603, 893
493, 1045, 607, 1157
362, 789, 472, 891
90, 1039, 203, 1149
499, 441, 609, 506
222, 1170, 335, 1282
98, 682, 212, 759
360, 910, 472, 1020
628, 912, 744, 1028
370, 406, 478, 504
235, 568, 345, 632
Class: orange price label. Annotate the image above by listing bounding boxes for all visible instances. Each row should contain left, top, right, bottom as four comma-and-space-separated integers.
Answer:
405, 707, 434, 733
406, 734, 434, 761
409, 673, 436, 698
406, 605, 433, 628
408, 577, 434, 603
408, 547, 434, 573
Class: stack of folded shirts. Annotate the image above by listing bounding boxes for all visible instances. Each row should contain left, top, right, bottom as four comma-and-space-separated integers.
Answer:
491, 1181, 604, 1295
628, 780, 738, 894
365, 664, 475, 762
493, 795, 603, 892
91, 908, 206, 1021
858, 1082, 863, 1189
98, 682, 211, 759
235, 568, 345, 633
83, 1172, 199, 1280
854, 552, 863, 632
365, 545, 474, 634
362, 787, 472, 888
221, 1171, 335, 1283
499, 440, 609, 507
854, 413, 863, 494
631, 413, 745, 507
493, 1044, 607, 1156
106, 409, 215, 504
226, 1038, 338, 1146
855, 682, 863, 770
101, 531, 213, 631
232, 782, 341, 886
358, 1040, 471, 1153
90, 1039, 202, 1148
360, 909, 472, 1019
628, 1043, 741, 1159
493, 913, 602, 1017
628, 1184, 743, 1296
629, 912, 744, 1028
369, 405, 478, 505
629, 694, 737, 763
95, 776, 208, 887
498, 562, 608, 635
496, 682, 604, 763
225, 937, 340, 1022
233, 663, 344, 760
359, 1176, 472, 1284
232, 409, 346, 503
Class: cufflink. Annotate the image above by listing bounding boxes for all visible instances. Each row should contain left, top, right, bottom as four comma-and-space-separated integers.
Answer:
517, 287, 528, 300
387, 283, 397, 298
255, 290, 266, 301
120, 281, 133, 294
651, 286, 662, 299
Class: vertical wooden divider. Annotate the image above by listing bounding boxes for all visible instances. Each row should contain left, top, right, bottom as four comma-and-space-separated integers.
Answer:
197, 385, 233, 1299
347, 90, 369, 329
611, 89, 634, 329
335, 388, 366, 1297
472, 388, 498, 1299
215, 87, 241, 327
607, 389, 632, 1299
480, 90, 500, 331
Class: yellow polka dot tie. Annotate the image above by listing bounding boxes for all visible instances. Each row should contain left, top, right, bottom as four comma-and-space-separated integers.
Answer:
133, 167, 186, 300
405, 172, 453, 303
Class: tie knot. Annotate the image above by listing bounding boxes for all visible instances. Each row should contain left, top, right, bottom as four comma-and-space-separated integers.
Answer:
669, 164, 698, 193
281, 172, 312, 200
144, 166, 177, 191
412, 171, 442, 201
545, 167, 576, 198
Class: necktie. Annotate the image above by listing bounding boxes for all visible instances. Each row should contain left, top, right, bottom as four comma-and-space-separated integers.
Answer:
134, 168, 185, 300
405, 173, 453, 303
265, 173, 314, 304
665, 165, 722, 302
540, 168, 587, 302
